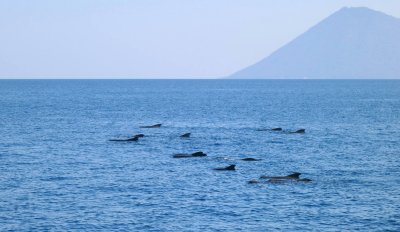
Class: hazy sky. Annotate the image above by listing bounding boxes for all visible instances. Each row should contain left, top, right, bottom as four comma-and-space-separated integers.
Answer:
1, 0, 399, 78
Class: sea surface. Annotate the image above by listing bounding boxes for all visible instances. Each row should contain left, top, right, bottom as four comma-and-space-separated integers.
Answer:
0, 80, 399, 231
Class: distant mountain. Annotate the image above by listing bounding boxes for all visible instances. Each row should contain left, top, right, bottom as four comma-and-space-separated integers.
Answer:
229, 7, 400, 79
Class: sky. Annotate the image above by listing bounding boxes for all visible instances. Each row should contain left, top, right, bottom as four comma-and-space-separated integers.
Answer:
0, 0, 400, 79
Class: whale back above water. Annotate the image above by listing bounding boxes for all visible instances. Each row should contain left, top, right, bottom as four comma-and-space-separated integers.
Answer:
140, 124, 162, 128
257, 127, 283, 132
291, 129, 305, 134
241, 158, 262, 161
173, 151, 207, 158
191, 151, 206, 157
173, 154, 192, 158
260, 172, 302, 180
257, 172, 312, 183
214, 164, 236, 171
109, 136, 139, 142
248, 179, 259, 184
180, 133, 191, 138
286, 172, 301, 179
298, 178, 312, 182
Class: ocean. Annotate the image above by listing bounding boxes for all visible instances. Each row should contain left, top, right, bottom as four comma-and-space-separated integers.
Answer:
0, 80, 399, 231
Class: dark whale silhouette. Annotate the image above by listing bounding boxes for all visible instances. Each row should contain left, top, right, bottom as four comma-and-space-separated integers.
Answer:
290, 129, 305, 134
180, 133, 191, 138
173, 151, 207, 158
249, 172, 312, 184
248, 178, 311, 184
241, 158, 262, 161
109, 136, 139, 142
257, 127, 283, 132
260, 172, 301, 180
214, 164, 236, 171
140, 124, 162, 128
110, 133, 144, 142
247, 179, 259, 184
260, 172, 312, 182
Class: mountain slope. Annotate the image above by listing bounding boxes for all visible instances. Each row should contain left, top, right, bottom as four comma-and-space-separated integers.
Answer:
229, 7, 400, 79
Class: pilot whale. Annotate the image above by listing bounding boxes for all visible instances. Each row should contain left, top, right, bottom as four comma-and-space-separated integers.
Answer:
260, 172, 312, 182
260, 172, 301, 180
297, 178, 312, 182
109, 133, 144, 142
257, 127, 283, 132
173, 151, 207, 158
213, 164, 236, 171
290, 129, 305, 134
249, 172, 311, 184
140, 124, 162, 128
241, 158, 262, 161
247, 179, 259, 184
109, 136, 139, 142
180, 133, 191, 138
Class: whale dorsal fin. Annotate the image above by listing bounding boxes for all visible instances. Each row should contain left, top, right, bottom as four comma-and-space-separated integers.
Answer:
180, 133, 191, 138
127, 136, 139, 141
226, 165, 236, 170
191, 151, 206, 156
287, 172, 301, 179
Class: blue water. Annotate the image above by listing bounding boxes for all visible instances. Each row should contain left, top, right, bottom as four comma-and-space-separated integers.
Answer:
0, 80, 399, 231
